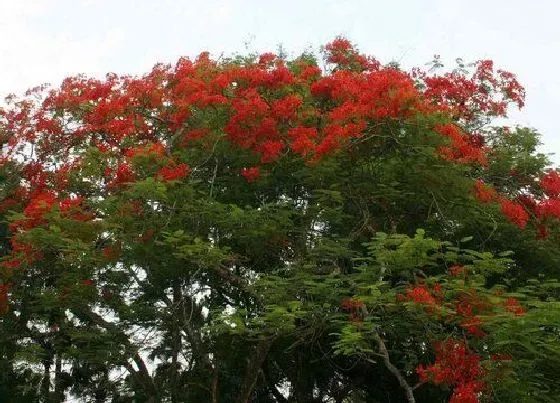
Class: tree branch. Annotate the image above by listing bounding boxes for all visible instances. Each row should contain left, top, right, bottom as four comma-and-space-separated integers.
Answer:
237, 336, 276, 403
373, 331, 416, 403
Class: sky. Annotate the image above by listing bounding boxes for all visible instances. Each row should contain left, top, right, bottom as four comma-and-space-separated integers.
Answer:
1, 0, 559, 162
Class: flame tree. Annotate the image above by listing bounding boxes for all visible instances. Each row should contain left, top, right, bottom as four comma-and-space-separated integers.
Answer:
1, 38, 560, 402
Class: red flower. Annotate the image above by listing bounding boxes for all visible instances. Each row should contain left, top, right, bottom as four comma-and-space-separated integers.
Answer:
504, 297, 525, 316
541, 170, 560, 198
416, 339, 484, 397
59, 196, 89, 220
450, 381, 484, 403
460, 316, 485, 337
257, 140, 284, 163
500, 198, 529, 229
272, 95, 302, 120
258, 52, 276, 66
125, 142, 166, 159
102, 244, 121, 261
108, 163, 136, 188
402, 286, 437, 305
341, 298, 366, 322
472, 180, 496, 203
435, 124, 487, 165
0, 284, 11, 314
448, 264, 465, 277
157, 163, 190, 182
241, 167, 260, 183
536, 199, 560, 219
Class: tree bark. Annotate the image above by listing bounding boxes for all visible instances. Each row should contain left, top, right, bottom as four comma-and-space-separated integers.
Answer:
237, 336, 275, 403
373, 331, 416, 403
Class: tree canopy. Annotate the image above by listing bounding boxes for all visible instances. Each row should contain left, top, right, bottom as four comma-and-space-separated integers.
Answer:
1, 38, 560, 402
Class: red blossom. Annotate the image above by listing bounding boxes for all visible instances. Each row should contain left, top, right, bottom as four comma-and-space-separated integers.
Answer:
402, 286, 437, 305
500, 198, 529, 229
0, 283, 11, 313
460, 316, 485, 337
241, 167, 260, 183
472, 180, 496, 203
540, 170, 560, 198
434, 124, 487, 165
417, 339, 485, 402
107, 163, 136, 188
340, 298, 366, 322
450, 381, 484, 403
504, 297, 525, 316
102, 244, 121, 261
536, 199, 560, 219
157, 163, 190, 181
448, 264, 465, 277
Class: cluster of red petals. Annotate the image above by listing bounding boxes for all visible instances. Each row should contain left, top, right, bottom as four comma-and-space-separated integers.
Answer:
504, 297, 525, 316
540, 169, 560, 198
472, 180, 496, 203
9, 191, 57, 231
417, 339, 485, 403
106, 163, 136, 188
399, 285, 438, 305
324, 38, 379, 70
421, 59, 525, 121
448, 264, 465, 277
0, 38, 524, 198
60, 196, 92, 221
241, 167, 261, 183
499, 198, 529, 229
102, 244, 122, 261
340, 298, 366, 322
434, 124, 486, 165
473, 171, 560, 238
6, 192, 90, 232
0, 283, 11, 313
125, 142, 166, 159
454, 290, 491, 337
1, 238, 41, 271
157, 163, 190, 182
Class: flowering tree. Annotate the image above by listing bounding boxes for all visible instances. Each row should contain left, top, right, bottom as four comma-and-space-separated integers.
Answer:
1, 38, 560, 402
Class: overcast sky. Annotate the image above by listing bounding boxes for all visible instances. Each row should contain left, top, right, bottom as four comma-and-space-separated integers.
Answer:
1, 0, 558, 162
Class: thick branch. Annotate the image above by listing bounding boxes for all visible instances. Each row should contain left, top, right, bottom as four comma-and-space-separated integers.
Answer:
373, 331, 416, 403
237, 336, 276, 403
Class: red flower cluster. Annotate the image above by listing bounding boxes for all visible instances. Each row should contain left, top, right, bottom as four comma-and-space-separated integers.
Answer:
0, 283, 11, 313
417, 339, 485, 403
499, 198, 529, 229
472, 180, 496, 204
341, 298, 366, 322
241, 167, 261, 183
454, 289, 491, 337
541, 170, 560, 198
9, 191, 57, 231
448, 264, 465, 277
434, 124, 486, 165
422, 59, 524, 121
125, 142, 166, 159
157, 163, 190, 182
107, 163, 136, 188
399, 285, 438, 305
504, 297, 525, 316
102, 244, 122, 261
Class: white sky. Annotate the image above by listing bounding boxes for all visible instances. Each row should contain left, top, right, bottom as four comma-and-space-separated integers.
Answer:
1, 0, 558, 162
